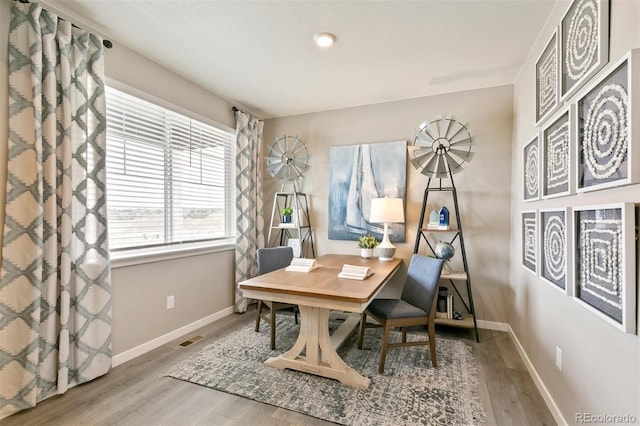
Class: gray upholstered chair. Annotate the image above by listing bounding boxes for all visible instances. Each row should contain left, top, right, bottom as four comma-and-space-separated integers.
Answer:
255, 246, 298, 349
357, 254, 444, 373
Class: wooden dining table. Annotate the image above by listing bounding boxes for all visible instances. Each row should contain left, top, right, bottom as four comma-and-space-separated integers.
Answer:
239, 253, 402, 388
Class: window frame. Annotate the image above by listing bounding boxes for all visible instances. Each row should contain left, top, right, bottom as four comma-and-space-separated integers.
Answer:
105, 79, 236, 268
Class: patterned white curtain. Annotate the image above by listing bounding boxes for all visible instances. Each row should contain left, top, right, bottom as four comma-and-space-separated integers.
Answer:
0, 3, 111, 418
234, 110, 265, 313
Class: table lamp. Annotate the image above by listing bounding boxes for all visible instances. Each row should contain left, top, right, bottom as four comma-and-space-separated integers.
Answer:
369, 197, 405, 261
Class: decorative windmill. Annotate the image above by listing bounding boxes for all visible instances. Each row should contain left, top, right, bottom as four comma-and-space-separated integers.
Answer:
408, 115, 481, 342
265, 134, 309, 192
264, 134, 316, 258
408, 115, 475, 180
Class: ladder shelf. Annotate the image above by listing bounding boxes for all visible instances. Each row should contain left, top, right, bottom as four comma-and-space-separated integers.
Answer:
414, 175, 480, 342
267, 191, 316, 259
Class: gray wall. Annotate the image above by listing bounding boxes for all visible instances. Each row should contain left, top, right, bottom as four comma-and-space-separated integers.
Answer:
510, 0, 640, 422
264, 85, 515, 322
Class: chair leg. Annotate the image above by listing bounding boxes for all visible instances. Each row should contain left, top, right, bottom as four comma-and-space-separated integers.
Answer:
255, 300, 263, 332
428, 320, 437, 367
401, 327, 407, 343
357, 313, 367, 349
269, 305, 277, 350
294, 306, 299, 324
379, 323, 391, 374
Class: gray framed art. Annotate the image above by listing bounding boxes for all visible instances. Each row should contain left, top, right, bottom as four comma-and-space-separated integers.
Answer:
542, 106, 572, 198
535, 28, 559, 125
573, 203, 635, 333
539, 208, 571, 294
521, 210, 537, 275
523, 136, 540, 202
560, 0, 609, 100
576, 50, 639, 192
328, 140, 406, 242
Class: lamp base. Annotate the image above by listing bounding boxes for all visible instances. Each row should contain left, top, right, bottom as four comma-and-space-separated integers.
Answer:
377, 246, 396, 261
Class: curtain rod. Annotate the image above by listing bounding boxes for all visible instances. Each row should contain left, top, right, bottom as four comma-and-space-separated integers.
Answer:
232, 107, 264, 121
16, 0, 113, 49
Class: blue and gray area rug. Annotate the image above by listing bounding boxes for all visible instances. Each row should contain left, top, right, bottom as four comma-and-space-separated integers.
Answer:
167, 318, 486, 425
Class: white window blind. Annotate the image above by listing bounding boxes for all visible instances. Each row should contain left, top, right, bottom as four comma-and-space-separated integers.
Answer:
105, 86, 235, 251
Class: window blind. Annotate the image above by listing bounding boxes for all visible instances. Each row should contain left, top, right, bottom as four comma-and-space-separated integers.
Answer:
105, 86, 235, 251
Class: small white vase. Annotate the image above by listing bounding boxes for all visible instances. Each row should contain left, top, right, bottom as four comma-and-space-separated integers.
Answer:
360, 248, 374, 259
442, 260, 451, 275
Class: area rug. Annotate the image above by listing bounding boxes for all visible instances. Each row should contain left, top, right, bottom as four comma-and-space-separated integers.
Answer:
166, 317, 486, 425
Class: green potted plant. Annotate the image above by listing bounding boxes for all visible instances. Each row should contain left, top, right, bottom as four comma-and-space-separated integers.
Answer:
280, 206, 294, 224
357, 235, 378, 259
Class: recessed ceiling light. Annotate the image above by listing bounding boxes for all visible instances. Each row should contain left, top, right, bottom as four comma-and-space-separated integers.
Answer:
313, 32, 336, 48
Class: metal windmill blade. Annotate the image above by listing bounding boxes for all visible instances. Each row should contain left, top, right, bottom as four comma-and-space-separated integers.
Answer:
443, 152, 464, 175
416, 120, 439, 142
408, 145, 436, 174
434, 154, 449, 179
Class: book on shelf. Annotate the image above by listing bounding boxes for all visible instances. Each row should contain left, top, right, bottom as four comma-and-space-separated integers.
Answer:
285, 257, 319, 273
337, 264, 373, 280
436, 290, 455, 319
436, 286, 448, 318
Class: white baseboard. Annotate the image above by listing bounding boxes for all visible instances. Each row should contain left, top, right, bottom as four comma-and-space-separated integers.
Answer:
477, 319, 510, 331
506, 324, 567, 426
112, 306, 234, 367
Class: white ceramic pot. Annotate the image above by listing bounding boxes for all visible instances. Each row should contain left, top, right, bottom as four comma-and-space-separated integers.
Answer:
360, 248, 374, 259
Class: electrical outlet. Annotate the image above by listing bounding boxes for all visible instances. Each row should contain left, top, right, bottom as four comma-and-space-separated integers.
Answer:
167, 295, 175, 310
555, 346, 562, 371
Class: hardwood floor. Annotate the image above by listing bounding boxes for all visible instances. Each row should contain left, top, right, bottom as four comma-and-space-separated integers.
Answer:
4, 312, 556, 425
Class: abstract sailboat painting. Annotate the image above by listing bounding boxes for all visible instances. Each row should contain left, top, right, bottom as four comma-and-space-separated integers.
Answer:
329, 140, 406, 242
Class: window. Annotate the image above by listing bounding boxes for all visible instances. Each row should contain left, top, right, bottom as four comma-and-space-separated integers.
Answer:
105, 86, 235, 252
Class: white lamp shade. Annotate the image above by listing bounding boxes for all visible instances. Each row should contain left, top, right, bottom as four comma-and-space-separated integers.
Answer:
369, 197, 404, 224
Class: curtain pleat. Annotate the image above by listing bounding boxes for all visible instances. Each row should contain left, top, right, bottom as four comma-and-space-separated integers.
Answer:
234, 111, 264, 313
0, 3, 111, 418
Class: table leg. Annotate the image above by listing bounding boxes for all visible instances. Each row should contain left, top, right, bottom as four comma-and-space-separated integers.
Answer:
264, 305, 371, 389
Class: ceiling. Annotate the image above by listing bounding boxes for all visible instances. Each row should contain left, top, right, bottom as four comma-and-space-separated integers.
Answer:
44, 0, 556, 119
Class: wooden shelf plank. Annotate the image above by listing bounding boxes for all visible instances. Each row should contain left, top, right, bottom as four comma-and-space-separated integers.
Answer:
440, 271, 467, 281
419, 228, 459, 233
434, 313, 475, 328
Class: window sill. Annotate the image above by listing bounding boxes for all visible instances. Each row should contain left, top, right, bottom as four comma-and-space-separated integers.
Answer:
110, 240, 235, 269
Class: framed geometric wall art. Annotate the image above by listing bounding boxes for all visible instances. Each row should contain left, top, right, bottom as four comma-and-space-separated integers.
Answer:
328, 140, 406, 242
560, 0, 609, 100
523, 136, 540, 202
539, 208, 571, 294
576, 50, 639, 192
535, 28, 560, 125
521, 210, 537, 274
542, 107, 573, 198
573, 203, 636, 333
